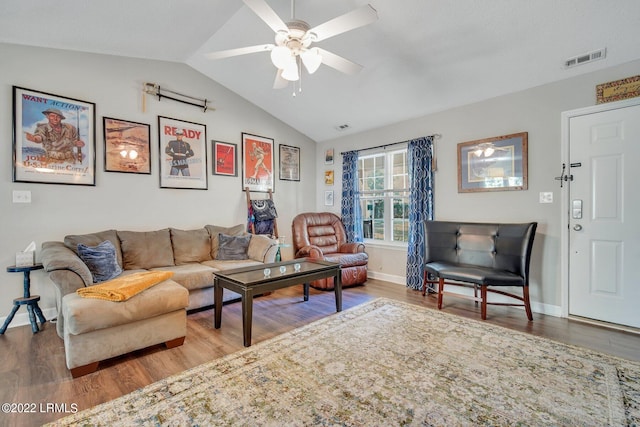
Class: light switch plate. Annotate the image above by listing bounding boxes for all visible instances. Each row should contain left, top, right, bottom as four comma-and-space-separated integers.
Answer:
539, 192, 553, 204
12, 190, 31, 203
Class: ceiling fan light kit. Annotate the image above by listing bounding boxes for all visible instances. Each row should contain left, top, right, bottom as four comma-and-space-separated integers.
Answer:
206, 0, 378, 90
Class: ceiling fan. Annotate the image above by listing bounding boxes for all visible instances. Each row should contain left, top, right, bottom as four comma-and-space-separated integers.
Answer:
205, 0, 378, 89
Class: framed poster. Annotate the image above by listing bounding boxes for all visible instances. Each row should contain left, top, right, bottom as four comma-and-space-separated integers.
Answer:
103, 117, 151, 174
324, 147, 334, 164
279, 144, 300, 181
324, 190, 334, 206
158, 116, 207, 189
242, 132, 274, 192
212, 141, 237, 176
12, 86, 95, 185
324, 170, 334, 185
457, 132, 528, 193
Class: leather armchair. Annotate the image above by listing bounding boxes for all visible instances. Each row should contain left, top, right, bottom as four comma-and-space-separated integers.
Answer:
292, 212, 368, 290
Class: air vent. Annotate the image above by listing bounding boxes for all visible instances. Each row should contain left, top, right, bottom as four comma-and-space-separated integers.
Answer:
564, 48, 606, 68
335, 124, 350, 131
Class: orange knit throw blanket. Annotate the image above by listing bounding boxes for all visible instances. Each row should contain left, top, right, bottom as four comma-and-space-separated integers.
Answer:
76, 271, 174, 302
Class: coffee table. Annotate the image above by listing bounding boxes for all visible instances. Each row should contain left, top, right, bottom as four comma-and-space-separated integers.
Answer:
213, 259, 341, 347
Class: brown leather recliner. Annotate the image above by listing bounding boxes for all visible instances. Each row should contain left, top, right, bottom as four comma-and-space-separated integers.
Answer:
292, 212, 368, 290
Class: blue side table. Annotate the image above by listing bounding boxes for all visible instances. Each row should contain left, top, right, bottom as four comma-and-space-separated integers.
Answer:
1, 264, 46, 334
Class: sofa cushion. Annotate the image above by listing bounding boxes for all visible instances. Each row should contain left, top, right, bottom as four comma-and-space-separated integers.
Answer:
247, 234, 278, 263
151, 264, 216, 291
217, 233, 251, 260
205, 224, 245, 258
63, 279, 188, 335
77, 240, 123, 283
64, 229, 123, 268
118, 229, 175, 270
202, 259, 263, 270
170, 228, 212, 265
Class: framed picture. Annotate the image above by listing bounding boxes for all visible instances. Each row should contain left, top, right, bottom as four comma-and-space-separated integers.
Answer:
103, 117, 151, 174
279, 144, 300, 181
325, 148, 334, 164
457, 132, 528, 193
212, 141, 237, 176
596, 75, 640, 104
158, 116, 207, 190
242, 132, 274, 192
324, 170, 334, 186
12, 86, 95, 185
324, 190, 334, 206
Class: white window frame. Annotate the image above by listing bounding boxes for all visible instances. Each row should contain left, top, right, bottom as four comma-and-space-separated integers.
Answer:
358, 147, 409, 246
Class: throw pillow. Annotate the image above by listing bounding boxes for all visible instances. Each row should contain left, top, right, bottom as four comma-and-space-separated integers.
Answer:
205, 224, 245, 258
77, 240, 123, 283
216, 233, 251, 260
65, 229, 123, 268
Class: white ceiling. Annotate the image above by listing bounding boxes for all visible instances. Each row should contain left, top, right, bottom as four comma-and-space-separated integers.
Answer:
2, 0, 640, 142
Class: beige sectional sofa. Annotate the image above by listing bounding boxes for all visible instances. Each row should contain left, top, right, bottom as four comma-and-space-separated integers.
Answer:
40, 224, 278, 376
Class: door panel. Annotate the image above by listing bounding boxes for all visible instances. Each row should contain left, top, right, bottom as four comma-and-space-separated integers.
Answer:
568, 103, 640, 328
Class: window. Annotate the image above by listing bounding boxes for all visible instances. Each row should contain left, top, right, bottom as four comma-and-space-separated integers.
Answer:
358, 148, 409, 244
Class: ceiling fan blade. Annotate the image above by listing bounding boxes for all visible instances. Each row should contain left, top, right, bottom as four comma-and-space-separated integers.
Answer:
307, 4, 378, 42
315, 48, 363, 75
243, 0, 288, 34
205, 44, 274, 60
273, 69, 288, 89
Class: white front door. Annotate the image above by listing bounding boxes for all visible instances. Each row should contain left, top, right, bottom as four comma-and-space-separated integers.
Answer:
567, 100, 640, 328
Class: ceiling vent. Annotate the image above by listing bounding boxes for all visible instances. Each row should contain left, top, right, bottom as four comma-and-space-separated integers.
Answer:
564, 48, 606, 68
335, 124, 350, 131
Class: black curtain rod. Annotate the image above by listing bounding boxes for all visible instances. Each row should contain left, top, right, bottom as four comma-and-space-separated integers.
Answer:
340, 133, 441, 155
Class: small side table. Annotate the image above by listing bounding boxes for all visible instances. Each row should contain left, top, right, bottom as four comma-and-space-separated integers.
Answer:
1, 264, 46, 334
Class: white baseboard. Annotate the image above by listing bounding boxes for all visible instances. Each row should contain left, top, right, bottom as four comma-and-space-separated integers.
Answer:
367, 271, 406, 285
366, 271, 562, 318
0, 306, 57, 331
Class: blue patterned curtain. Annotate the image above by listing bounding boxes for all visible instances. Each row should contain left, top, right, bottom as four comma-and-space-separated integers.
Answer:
406, 136, 434, 290
341, 150, 363, 242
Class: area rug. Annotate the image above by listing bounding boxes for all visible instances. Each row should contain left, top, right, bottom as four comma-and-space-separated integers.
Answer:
46, 298, 640, 426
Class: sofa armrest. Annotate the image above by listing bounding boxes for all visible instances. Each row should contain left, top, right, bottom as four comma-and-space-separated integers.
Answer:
295, 245, 324, 259
247, 234, 279, 263
339, 242, 366, 254
41, 241, 93, 291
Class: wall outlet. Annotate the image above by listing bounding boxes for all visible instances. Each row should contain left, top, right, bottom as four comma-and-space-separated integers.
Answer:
12, 190, 31, 203
539, 192, 553, 204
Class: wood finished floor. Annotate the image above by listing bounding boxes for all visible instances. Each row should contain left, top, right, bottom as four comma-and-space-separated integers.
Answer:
1, 278, 639, 427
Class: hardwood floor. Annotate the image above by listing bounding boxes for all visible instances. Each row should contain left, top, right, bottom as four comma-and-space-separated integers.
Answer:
1, 279, 639, 426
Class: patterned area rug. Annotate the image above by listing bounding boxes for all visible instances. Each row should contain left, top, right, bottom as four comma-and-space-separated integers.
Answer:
47, 298, 640, 426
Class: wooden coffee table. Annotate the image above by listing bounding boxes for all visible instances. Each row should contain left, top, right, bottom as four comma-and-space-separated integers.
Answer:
213, 259, 341, 346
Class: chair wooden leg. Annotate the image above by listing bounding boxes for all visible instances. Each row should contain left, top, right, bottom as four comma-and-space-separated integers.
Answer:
422, 270, 427, 296
481, 286, 488, 320
523, 286, 533, 321
437, 278, 444, 309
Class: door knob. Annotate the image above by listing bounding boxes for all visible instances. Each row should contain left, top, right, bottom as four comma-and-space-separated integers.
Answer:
573, 224, 583, 231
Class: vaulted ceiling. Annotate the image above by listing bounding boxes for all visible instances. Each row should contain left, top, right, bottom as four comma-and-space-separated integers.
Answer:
2, 0, 639, 142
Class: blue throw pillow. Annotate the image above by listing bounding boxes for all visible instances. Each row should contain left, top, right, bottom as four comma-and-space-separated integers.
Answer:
216, 233, 251, 260
78, 240, 123, 283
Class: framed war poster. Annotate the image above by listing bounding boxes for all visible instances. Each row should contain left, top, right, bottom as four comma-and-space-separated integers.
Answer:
158, 116, 208, 189
242, 132, 274, 192
13, 86, 96, 185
